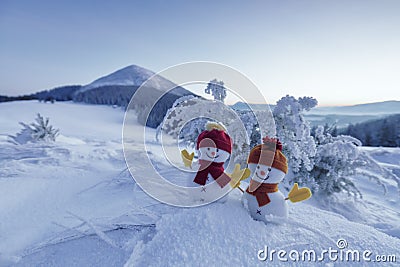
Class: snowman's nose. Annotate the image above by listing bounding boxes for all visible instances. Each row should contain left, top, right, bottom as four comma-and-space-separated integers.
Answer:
260, 170, 266, 176
211, 152, 216, 156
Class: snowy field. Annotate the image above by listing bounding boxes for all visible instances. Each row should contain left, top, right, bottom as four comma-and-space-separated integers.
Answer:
0, 101, 399, 266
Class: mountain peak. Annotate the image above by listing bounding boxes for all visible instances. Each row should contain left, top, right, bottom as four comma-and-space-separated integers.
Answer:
81, 64, 172, 91
117, 64, 156, 76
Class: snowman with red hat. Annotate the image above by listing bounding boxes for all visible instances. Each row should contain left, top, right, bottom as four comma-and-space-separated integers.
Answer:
232, 137, 311, 223
181, 121, 250, 202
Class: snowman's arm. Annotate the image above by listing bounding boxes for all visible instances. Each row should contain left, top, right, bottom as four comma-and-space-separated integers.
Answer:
228, 164, 251, 189
285, 183, 312, 203
181, 149, 195, 168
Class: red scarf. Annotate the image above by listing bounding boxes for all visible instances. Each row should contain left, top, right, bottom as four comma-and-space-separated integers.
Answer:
193, 160, 231, 188
246, 183, 279, 207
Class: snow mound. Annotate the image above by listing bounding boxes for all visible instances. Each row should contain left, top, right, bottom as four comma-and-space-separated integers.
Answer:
13, 227, 155, 267
127, 196, 400, 266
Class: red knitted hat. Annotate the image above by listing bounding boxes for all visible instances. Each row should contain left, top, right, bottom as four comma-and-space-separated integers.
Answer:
196, 128, 232, 154
247, 137, 288, 174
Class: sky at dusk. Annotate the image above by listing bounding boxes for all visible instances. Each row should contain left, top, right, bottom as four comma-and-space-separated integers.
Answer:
1, 0, 399, 106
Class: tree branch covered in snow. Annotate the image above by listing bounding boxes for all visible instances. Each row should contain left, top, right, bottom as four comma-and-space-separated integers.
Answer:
357, 151, 400, 192
311, 127, 364, 197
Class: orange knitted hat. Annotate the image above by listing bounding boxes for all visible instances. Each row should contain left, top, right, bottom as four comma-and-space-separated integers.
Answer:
247, 137, 288, 174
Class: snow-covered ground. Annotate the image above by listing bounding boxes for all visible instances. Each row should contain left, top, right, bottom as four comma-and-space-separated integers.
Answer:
0, 101, 399, 266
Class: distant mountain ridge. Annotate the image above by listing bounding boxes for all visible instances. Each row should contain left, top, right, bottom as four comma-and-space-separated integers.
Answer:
231, 100, 400, 115
231, 100, 400, 128
307, 100, 400, 115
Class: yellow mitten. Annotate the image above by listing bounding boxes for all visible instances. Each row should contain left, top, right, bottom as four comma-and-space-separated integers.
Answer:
286, 183, 312, 203
229, 164, 251, 188
181, 149, 194, 168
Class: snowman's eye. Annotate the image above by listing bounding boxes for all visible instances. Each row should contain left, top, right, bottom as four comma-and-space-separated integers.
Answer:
207, 148, 210, 151
216, 148, 219, 152
268, 167, 271, 171
257, 166, 260, 169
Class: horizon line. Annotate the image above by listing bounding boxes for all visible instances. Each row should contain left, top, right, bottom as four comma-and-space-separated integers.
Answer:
227, 99, 399, 107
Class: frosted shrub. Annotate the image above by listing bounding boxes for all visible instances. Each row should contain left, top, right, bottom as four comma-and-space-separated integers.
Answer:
10, 113, 59, 144
311, 125, 400, 198
311, 125, 363, 197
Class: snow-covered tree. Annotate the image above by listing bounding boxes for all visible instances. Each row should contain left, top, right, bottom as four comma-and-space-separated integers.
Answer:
274, 96, 367, 197
340, 114, 400, 147
311, 126, 363, 197
9, 113, 59, 144
235, 110, 259, 148
177, 117, 210, 148
205, 79, 227, 103
273, 95, 399, 199
310, 125, 400, 198
273, 95, 318, 185
157, 96, 250, 164
235, 109, 276, 149
156, 95, 197, 143
35, 85, 81, 102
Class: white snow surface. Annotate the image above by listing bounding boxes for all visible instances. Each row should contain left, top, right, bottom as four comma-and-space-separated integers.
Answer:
0, 101, 399, 266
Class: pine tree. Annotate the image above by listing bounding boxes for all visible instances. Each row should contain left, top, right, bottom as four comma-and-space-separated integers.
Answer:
9, 113, 59, 144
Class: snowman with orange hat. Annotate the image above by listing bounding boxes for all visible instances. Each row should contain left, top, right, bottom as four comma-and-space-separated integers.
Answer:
181, 121, 250, 202
232, 136, 311, 223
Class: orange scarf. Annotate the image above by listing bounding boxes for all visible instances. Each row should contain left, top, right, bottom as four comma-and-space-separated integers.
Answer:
246, 183, 278, 207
